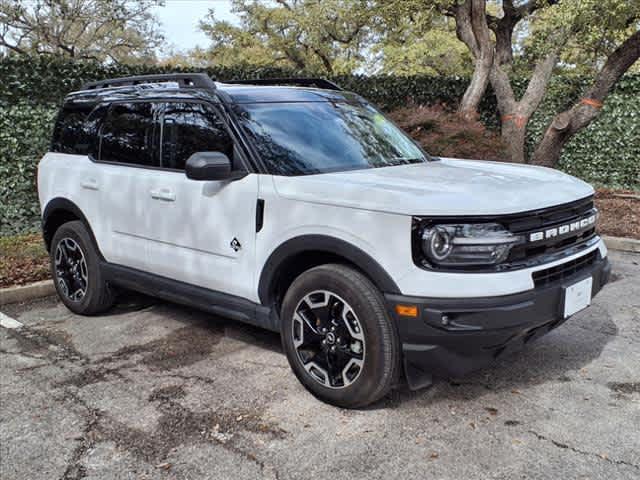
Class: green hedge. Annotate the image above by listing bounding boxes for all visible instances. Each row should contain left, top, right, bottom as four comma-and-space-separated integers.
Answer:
0, 103, 57, 235
0, 55, 638, 236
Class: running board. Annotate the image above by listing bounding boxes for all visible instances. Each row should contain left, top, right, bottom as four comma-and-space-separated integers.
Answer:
101, 262, 278, 332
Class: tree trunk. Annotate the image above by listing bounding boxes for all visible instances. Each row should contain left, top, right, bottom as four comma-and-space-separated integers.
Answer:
501, 119, 527, 163
531, 30, 640, 167
452, 0, 493, 120
459, 57, 491, 120
530, 120, 569, 167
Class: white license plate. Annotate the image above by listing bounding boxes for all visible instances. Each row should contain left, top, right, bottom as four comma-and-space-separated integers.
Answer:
563, 277, 593, 318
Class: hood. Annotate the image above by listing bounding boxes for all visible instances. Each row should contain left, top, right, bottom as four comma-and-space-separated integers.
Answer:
272, 158, 594, 216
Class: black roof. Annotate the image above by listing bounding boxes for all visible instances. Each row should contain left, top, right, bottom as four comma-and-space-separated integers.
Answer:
65, 73, 356, 106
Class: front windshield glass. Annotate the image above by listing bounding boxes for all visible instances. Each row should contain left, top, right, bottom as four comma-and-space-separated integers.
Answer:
234, 101, 427, 175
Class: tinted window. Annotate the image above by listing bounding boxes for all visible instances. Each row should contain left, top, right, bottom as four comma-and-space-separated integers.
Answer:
161, 102, 233, 170
51, 104, 94, 154
100, 102, 158, 166
234, 101, 426, 176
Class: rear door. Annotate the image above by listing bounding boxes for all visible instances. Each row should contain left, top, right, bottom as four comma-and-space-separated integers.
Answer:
95, 101, 161, 271
144, 101, 258, 300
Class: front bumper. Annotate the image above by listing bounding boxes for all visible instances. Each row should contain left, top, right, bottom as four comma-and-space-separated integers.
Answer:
385, 253, 611, 390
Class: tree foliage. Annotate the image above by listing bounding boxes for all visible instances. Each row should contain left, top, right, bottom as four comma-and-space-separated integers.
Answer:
526, 0, 640, 75
0, 0, 164, 64
372, 6, 472, 76
197, 0, 373, 74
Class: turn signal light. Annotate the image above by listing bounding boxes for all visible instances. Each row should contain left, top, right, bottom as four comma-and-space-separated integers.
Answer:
395, 305, 418, 317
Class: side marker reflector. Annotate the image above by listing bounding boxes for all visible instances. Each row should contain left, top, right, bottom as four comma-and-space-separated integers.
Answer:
395, 305, 418, 317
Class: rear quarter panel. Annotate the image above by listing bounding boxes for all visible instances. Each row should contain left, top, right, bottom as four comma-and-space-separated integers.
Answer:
38, 153, 104, 251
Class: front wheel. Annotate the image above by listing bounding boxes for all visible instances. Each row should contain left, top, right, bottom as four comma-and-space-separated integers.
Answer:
281, 264, 400, 408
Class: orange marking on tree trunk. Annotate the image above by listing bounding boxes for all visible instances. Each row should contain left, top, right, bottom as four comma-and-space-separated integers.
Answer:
580, 98, 603, 108
501, 114, 527, 129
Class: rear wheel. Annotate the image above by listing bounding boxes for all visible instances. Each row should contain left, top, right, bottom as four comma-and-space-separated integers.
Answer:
281, 264, 400, 408
50, 220, 115, 315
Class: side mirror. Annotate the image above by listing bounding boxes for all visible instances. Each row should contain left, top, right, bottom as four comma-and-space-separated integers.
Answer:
185, 152, 246, 181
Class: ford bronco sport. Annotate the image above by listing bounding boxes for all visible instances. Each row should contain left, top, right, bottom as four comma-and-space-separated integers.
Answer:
38, 73, 610, 407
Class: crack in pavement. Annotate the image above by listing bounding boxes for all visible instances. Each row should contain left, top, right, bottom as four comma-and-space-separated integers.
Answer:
59, 391, 103, 480
528, 430, 640, 471
162, 372, 217, 385
0, 348, 49, 362
209, 434, 282, 480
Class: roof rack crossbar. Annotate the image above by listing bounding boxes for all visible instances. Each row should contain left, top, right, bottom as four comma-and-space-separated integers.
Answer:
82, 73, 216, 91
227, 78, 342, 91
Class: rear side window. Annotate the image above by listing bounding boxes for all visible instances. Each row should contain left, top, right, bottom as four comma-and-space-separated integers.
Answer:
99, 102, 159, 167
161, 102, 233, 170
51, 104, 95, 154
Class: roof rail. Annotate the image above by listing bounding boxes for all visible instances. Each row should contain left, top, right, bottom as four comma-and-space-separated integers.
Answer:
82, 73, 216, 91
227, 78, 342, 91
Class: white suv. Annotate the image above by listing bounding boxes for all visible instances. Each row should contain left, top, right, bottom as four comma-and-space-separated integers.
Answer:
38, 73, 610, 407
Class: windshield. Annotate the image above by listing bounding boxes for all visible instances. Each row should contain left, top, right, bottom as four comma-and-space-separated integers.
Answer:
234, 101, 427, 175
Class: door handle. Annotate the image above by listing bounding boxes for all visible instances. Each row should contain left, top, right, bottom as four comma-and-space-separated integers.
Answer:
150, 187, 176, 202
80, 178, 99, 190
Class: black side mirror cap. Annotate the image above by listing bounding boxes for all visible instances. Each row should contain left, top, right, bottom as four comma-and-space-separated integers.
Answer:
185, 152, 247, 181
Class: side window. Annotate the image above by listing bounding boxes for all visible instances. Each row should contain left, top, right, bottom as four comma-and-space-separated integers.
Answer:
99, 102, 159, 167
51, 104, 94, 154
161, 102, 234, 170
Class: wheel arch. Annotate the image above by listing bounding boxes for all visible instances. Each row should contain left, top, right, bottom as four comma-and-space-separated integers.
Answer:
258, 235, 401, 310
42, 198, 102, 258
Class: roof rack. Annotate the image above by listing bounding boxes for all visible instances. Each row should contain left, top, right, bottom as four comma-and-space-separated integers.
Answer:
227, 78, 342, 91
82, 73, 216, 91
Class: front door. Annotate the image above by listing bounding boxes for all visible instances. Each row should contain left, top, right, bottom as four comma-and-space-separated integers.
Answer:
144, 101, 258, 301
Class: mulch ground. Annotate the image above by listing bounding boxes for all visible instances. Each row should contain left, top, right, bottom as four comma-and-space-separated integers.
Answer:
0, 233, 50, 288
595, 190, 640, 239
0, 190, 637, 288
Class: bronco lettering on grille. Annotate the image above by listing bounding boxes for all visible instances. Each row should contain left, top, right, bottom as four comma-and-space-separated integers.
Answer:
529, 214, 596, 242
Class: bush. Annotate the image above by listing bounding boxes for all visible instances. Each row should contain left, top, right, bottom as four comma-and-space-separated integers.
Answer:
0, 103, 57, 236
0, 55, 638, 236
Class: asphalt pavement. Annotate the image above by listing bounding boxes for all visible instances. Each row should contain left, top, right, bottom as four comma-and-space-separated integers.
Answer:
1, 250, 639, 480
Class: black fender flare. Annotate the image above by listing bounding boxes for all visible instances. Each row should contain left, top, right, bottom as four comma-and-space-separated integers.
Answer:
257, 234, 401, 305
42, 197, 102, 257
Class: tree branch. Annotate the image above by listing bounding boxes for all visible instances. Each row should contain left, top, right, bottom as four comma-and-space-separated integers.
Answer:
532, 30, 640, 166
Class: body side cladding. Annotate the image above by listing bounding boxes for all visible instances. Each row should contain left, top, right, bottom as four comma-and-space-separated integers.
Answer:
258, 235, 401, 306
42, 197, 102, 257
256, 199, 265, 232
101, 263, 278, 332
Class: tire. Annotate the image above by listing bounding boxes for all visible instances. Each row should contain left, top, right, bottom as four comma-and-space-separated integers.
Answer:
281, 264, 400, 408
50, 220, 115, 315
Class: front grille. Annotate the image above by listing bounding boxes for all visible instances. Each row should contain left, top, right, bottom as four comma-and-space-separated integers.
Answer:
505, 196, 597, 262
532, 250, 598, 287
412, 195, 598, 273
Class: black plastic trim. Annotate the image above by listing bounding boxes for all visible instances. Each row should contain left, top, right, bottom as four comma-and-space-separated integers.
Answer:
256, 199, 265, 232
411, 195, 598, 273
258, 235, 401, 305
101, 263, 278, 332
386, 253, 611, 388
41, 197, 103, 257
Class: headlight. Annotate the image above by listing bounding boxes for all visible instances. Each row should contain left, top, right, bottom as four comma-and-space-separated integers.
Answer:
420, 223, 523, 266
